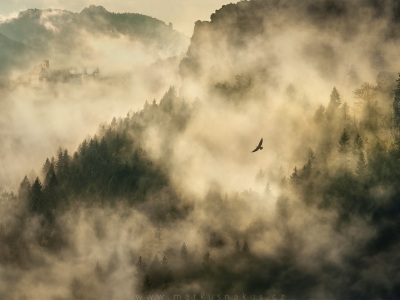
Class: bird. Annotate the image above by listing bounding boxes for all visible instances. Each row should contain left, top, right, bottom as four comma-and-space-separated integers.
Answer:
252, 138, 263, 152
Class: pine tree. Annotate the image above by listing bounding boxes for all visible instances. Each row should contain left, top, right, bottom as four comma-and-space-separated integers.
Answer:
338, 129, 351, 154
326, 87, 341, 121
235, 239, 241, 252
151, 255, 161, 271
180, 243, 188, 260
154, 225, 163, 255
265, 182, 272, 197
242, 241, 249, 253
341, 102, 350, 121
301, 159, 312, 179
42, 163, 58, 212
353, 133, 364, 154
159, 86, 176, 112
393, 74, 400, 140
143, 274, 152, 292
290, 167, 299, 184
44, 163, 57, 187
330, 87, 341, 107
154, 225, 163, 241
314, 104, 325, 123
161, 255, 168, 268
29, 177, 43, 213
41, 158, 51, 178
56, 149, 70, 179
356, 151, 367, 177
18, 176, 31, 200
136, 256, 146, 272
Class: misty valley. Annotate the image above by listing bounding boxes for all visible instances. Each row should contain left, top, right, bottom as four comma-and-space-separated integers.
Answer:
1, 1, 400, 299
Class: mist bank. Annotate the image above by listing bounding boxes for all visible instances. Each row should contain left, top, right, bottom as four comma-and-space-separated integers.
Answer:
180, 0, 400, 103
1, 0, 400, 299
0, 5, 188, 191
2, 73, 400, 298
0, 5, 188, 76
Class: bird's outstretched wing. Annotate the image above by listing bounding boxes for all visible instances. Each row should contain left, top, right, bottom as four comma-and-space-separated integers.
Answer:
251, 138, 263, 152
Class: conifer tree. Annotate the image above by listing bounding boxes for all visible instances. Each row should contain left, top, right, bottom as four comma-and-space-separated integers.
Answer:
326, 87, 341, 121
393, 74, 400, 140
41, 158, 51, 178
161, 255, 168, 268
29, 177, 43, 213
136, 256, 146, 272
18, 176, 31, 200
242, 241, 249, 253
338, 129, 351, 154
290, 167, 299, 184
143, 274, 152, 292
314, 105, 325, 123
235, 239, 241, 252
356, 151, 367, 177
353, 133, 364, 154
151, 255, 161, 271
180, 243, 188, 260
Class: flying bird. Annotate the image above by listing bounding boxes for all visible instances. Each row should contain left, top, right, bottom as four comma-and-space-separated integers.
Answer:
252, 138, 263, 153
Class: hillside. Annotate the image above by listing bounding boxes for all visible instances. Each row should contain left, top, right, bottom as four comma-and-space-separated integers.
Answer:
0, 5, 188, 74
180, 0, 400, 101
0, 32, 33, 76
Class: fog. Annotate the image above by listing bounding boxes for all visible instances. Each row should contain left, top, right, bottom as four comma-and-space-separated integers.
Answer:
1, 0, 400, 299
0, 0, 237, 36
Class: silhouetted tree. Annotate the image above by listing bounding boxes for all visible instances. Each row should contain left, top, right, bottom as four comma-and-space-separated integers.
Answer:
326, 87, 341, 121
341, 101, 350, 121
242, 241, 249, 253
356, 151, 367, 177
353, 133, 364, 154
338, 129, 351, 153
143, 274, 152, 292
29, 177, 43, 213
18, 176, 31, 200
235, 239, 241, 252
300, 159, 312, 180
136, 256, 146, 272
151, 255, 161, 271
43, 163, 58, 212
393, 74, 400, 140
290, 167, 299, 184
180, 243, 188, 260
161, 255, 168, 268
41, 158, 51, 178
314, 104, 325, 123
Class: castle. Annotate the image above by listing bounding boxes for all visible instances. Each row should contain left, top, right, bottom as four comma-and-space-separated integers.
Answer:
30, 60, 50, 87
29, 60, 99, 86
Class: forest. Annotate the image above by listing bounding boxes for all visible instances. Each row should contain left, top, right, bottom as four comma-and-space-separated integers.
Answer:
0, 76, 399, 298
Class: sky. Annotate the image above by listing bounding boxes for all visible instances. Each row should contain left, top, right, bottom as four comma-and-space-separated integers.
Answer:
0, 0, 237, 36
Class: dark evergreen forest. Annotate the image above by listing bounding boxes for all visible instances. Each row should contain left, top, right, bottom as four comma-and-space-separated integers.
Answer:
1, 75, 400, 298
